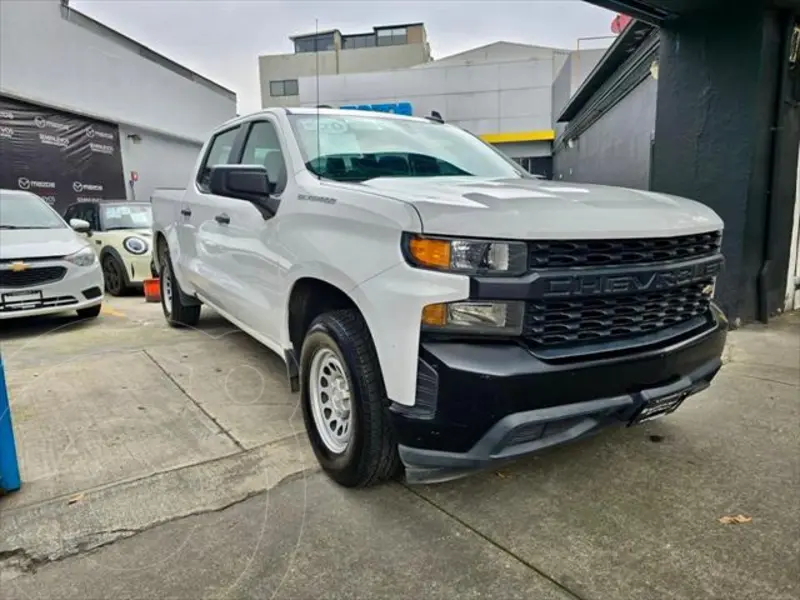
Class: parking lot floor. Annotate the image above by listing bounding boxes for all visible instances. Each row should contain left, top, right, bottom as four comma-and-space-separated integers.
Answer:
1, 296, 798, 599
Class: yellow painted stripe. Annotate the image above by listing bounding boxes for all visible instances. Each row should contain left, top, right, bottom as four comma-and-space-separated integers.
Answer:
479, 129, 556, 144
101, 306, 126, 318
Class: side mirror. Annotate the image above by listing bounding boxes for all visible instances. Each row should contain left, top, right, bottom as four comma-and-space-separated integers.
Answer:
70, 218, 91, 233
209, 164, 280, 218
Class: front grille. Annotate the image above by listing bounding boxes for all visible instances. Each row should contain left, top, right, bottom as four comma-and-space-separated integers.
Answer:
529, 231, 722, 269
0, 266, 67, 288
0, 295, 77, 312
523, 280, 712, 348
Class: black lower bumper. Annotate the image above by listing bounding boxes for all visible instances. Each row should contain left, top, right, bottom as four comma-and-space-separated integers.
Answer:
391, 306, 728, 484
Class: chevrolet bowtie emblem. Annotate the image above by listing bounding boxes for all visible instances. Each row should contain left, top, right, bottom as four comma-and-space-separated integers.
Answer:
10, 261, 29, 272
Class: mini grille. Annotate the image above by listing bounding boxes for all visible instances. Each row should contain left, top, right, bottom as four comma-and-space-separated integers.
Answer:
523, 281, 712, 347
529, 231, 722, 269
0, 266, 67, 288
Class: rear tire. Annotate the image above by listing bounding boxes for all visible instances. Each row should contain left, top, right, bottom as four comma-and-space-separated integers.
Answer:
160, 248, 201, 328
77, 304, 102, 319
300, 309, 401, 488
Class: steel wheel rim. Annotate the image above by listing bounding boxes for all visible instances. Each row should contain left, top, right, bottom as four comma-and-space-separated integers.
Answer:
309, 348, 352, 455
161, 263, 172, 315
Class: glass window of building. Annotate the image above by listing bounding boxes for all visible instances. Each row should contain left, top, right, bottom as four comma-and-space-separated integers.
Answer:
270, 79, 298, 97
295, 34, 335, 53
376, 27, 408, 46
343, 34, 376, 49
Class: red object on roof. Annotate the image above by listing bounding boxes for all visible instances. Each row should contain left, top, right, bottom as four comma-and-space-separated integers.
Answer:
611, 14, 633, 34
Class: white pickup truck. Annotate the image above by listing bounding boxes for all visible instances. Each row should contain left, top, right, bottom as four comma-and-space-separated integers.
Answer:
151, 107, 727, 487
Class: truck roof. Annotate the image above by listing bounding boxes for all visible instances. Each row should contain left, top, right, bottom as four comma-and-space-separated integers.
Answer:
216, 107, 432, 131
285, 107, 430, 123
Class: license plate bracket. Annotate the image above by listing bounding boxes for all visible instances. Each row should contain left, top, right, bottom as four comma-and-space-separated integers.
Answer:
2, 289, 43, 308
629, 390, 688, 425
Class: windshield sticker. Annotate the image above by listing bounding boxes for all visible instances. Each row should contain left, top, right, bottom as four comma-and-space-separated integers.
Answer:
104, 205, 131, 218
130, 212, 150, 225
299, 118, 349, 134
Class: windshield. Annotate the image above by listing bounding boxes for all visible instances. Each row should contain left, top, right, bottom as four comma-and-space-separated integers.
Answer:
100, 203, 152, 230
288, 114, 526, 182
0, 190, 66, 229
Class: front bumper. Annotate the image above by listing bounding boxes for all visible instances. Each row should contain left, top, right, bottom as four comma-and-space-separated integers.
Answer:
393, 306, 727, 484
124, 253, 155, 285
0, 260, 104, 320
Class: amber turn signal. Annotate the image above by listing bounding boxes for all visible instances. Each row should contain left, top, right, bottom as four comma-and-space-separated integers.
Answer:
421, 303, 447, 326
408, 237, 451, 269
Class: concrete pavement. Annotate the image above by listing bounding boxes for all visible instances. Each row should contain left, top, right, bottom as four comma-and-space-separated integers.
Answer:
1, 297, 798, 599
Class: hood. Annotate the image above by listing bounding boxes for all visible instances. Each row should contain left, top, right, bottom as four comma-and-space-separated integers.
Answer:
359, 178, 723, 239
0, 227, 87, 260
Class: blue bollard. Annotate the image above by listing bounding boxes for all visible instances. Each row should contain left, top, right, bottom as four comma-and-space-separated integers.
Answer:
0, 354, 21, 494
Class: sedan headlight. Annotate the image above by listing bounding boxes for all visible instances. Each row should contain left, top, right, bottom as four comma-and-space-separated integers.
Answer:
123, 236, 149, 255
422, 300, 525, 336
65, 246, 96, 267
404, 234, 528, 276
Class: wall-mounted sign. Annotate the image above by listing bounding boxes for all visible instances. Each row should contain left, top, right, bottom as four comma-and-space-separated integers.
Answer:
0, 95, 126, 213
339, 102, 413, 116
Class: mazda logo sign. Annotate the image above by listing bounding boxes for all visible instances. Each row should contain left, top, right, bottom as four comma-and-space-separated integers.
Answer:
34, 116, 46, 128
72, 181, 84, 193
18, 177, 30, 190
86, 126, 94, 138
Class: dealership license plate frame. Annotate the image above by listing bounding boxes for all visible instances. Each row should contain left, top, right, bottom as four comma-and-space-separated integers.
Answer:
2, 289, 43, 309
629, 390, 689, 425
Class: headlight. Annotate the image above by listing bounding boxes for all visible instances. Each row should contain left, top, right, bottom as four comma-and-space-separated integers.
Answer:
421, 300, 524, 335
65, 246, 96, 267
123, 236, 149, 255
404, 234, 528, 276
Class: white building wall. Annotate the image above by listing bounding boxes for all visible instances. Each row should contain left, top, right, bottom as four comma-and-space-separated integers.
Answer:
118, 126, 202, 203
297, 52, 559, 138
0, 0, 236, 142
0, 0, 236, 199
259, 43, 430, 109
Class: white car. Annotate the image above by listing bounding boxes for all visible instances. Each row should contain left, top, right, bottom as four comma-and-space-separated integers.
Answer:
0, 189, 104, 320
152, 108, 727, 488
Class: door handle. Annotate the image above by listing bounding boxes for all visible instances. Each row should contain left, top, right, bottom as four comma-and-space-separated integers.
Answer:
215, 213, 230, 225
180, 207, 192, 217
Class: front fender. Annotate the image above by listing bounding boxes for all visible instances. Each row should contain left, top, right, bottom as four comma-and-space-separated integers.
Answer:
353, 263, 469, 407
281, 262, 364, 349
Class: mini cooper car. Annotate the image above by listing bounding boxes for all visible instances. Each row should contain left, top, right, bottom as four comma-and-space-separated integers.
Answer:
63, 201, 155, 296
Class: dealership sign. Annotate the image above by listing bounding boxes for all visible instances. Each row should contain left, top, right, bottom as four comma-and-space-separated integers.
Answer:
0, 95, 126, 213
339, 102, 413, 116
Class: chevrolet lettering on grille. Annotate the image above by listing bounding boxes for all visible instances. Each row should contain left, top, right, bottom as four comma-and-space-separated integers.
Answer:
540, 257, 724, 298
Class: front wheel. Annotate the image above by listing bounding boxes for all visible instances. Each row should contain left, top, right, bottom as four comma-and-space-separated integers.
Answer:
102, 255, 127, 297
300, 309, 401, 488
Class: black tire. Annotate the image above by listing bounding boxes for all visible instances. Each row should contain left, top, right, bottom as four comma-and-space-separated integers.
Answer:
77, 304, 102, 319
299, 309, 401, 488
102, 255, 128, 297
160, 248, 201, 328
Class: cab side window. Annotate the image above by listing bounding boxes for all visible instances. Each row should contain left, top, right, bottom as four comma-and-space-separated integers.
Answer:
197, 126, 241, 192
240, 121, 288, 195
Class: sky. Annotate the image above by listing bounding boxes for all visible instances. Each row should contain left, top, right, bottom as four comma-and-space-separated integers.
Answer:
71, 0, 617, 114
